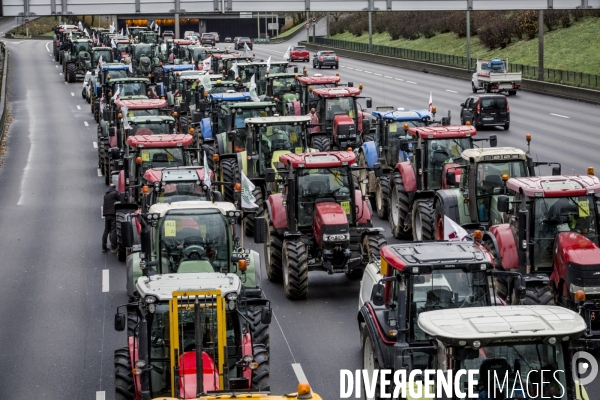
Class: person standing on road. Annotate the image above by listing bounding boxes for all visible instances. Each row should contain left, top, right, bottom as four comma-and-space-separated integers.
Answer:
102, 184, 120, 253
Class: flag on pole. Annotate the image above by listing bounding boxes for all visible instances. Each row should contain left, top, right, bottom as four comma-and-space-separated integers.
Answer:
112, 86, 121, 102
96, 55, 103, 74
443, 216, 468, 241
201, 73, 213, 91
203, 152, 212, 188
283, 46, 291, 61
84, 28, 89, 37
111, 39, 117, 49
230, 61, 239, 80
120, 28, 123, 37
109, 23, 115, 34
249, 74, 260, 102
243, 42, 250, 55
150, 21, 155, 30
266, 56, 271, 72
78, 21, 83, 31
428, 92, 433, 114
202, 56, 212, 71
241, 171, 258, 209
126, 25, 130, 36
128, 62, 133, 74
121, 106, 132, 129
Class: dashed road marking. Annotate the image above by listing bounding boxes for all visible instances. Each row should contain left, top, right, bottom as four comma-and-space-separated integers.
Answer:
384, 75, 393, 78
394, 78, 404, 81
102, 270, 109, 292
59, 73, 63, 76
446, 89, 458, 93
93, 141, 98, 149
406, 81, 417, 84
97, 168, 102, 177
45, 42, 51, 52
550, 113, 570, 119
84, 121, 89, 127
96, 391, 105, 400
364, 71, 372, 74
346, 67, 354, 70
71, 92, 74, 96
355, 69, 363, 72
374, 73, 382, 76
77, 105, 81, 110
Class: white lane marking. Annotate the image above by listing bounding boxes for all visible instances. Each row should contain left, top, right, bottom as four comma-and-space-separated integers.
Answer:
346, 67, 354, 70
446, 89, 458, 93
394, 78, 404, 81
406, 81, 417, 84
374, 73, 382, 76
102, 270, 109, 292
364, 71, 372, 74
550, 113, 570, 119
97, 168, 102, 177
71, 92, 74, 96
55, 65, 58, 68
101, 206, 104, 218
45, 41, 51, 52
96, 391, 105, 400
93, 141, 98, 149
59, 73, 63, 76
384, 75, 392, 78
84, 121, 89, 127
355, 69, 363, 72
64, 82, 68, 85
77, 105, 81, 110
292, 363, 309, 384
272, 312, 297, 363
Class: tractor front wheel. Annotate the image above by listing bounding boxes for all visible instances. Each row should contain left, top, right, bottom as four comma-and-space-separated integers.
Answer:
389, 171, 411, 240
523, 285, 555, 306
412, 200, 435, 241
362, 330, 383, 400
375, 175, 390, 220
244, 186, 263, 237
248, 305, 270, 349
363, 233, 386, 265
311, 135, 330, 152
67, 63, 77, 83
265, 214, 283, 283
104, 154, 112, 186
282, 239, 308, 300
251, 344, 270, 391
114, 347, 135, 400
221, 158, 238, 202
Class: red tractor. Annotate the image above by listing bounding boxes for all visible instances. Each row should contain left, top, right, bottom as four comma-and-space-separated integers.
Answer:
307, 86, 373, 152
387, 125, 483, 241
263, 151, 386, 300
288, 74, 341, 115
483, 171, 600, 340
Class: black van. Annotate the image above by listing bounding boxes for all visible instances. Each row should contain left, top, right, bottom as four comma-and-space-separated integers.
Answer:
460, 94, 510, 130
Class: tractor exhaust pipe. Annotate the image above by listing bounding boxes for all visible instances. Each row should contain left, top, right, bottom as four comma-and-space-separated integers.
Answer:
517, 189, 531, 275
138, 314, 152, 400
195, 296, 204, 396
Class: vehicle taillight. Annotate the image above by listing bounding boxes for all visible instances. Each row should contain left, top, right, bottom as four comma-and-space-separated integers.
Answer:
513, 84, 520, 89
506, 99, 510, 112
319, 57, 324, 61
476, 98, 480, 114
335, 56, 339, 61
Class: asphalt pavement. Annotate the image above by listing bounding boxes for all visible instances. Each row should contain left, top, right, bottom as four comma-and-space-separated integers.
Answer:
0, 22, 598, 399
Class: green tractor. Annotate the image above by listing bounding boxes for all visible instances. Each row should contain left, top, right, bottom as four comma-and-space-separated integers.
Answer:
130, 43, 163, 81
262, 72, 299, 114
62, 39, 96, 83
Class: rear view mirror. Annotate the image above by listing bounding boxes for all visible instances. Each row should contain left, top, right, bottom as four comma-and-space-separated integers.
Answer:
552, 166, 561, 175
260, 306, 272, 325
497, 195, 510, 213
460, 103, 465, 108
446, 171, 456, 186
400, 139, 410, 153
366, 98, 372, 109
121, 220, 133, 248
371, 283, 385, 306
224, 114, 232, 130
490, 135, 498, 148
264, 168, 276, 183
373, 162, 383, 178
114, 312, 126, 331
254, 216, 267, 244
290, 84, 297, 92
110, 147, 121, 160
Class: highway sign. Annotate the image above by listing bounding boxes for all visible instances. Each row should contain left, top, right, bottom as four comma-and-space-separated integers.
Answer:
25, 18, 29, 24
268, 23, 278, 30
311, 16, 317, 22
240, 12, 252, 18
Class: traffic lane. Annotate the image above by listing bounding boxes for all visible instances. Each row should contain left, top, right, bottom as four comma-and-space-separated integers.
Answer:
0, 39, 125, 399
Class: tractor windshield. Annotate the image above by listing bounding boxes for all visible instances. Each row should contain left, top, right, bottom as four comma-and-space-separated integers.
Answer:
113, 82, 147, 97
424, 138, 471, 190
409, 269, 490, 341
233, 108, 270, 128
271, 76, 295, 97
297, 167, 353, 227
105, 69, 128, 80
128, 108, 160, 117
130, 121, 172, 135
134, 45, 152, 58
117, 44, 129, 54
456, 342, 567, 400
158, 210, 230, 273
74, 42, 90, 53
325, 97, 356, 121
256, 124, 304, 172
140, 148, 185, 170
533, 195, 598, 269
92, 49, 113, 64
153, 182, 209, 204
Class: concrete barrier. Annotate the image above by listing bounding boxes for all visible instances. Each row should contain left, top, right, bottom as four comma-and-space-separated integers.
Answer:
0, 43, 8, 141
301, 42, 600, 105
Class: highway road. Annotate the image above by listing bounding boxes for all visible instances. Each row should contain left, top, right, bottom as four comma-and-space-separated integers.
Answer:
0, 17, 598, 399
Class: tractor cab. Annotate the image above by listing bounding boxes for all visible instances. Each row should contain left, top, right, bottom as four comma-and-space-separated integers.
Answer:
130, 43, 162, 80
216, 54, 252, 78
143, 167, 213, 204
169, 39, 195, 64
309, 86, 372, 151
115, 98, 168, 118
107, 77, 150, 100
292, 74, 341, 115
63, 39, 94, 82
115, 39, 132, 61
138, 30, 158, 44
215, 102, 277, 149
90, 47, 114, 66
263, 72, 299, 114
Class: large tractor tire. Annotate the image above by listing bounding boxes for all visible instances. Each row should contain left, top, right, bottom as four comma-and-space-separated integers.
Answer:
59, 50, 64, 64
94, 101, 100, 123
152, 66, 164, 83
180, 115, 188, 134
203, 143, 215, 171
114, 348, 135, 400
116, 210, 130, 262
248, 306, 270, 349
221, 158, 238, 202
412, 200, 435, 241
251, 344, 270, 391
311, 135, 330, 152
523, 285, 555, 306
363, 132, 375, 144
67, 63, 77, 83
104, 155, 112, 186
54, 48, 59, 62
282, 239, 308, 300
362, 330, 383, 400
375, 175, 390, 220
364, 233, 386, 263
265, 214, 283, 283
244, 186, 263, 237
127, 312, 139, 338
389, 171, 412, 240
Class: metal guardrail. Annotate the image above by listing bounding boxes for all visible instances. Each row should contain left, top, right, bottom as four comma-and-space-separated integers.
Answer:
314, 37, 600, 90
253, 38, 271, 44
0, 42, 8, 141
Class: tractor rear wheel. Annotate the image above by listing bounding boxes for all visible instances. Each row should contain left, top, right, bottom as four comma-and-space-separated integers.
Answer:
67, 63, 77, 83
59, 50, 64, 64
244, 186, 263, 237
180, 115, 188, 134
127, 312, 139, 338
248, 306, 270, 349
114, 347, 135, 400
104, 154, 112, 186
362, 330, 383, 400
311, 135, 330, 152
363, 132, 375, 143
412, 200, 434, 241
282, 239, 308, 300
523, 285, 555, 306
202, 142, 215, 171
221, 158, 238, 202
363, 233, 386, 265
265, 214, 283, 283
54, 48, 59, 62
116, 210, 129, 262
389, 171, 411, 240
375, 175, 390, 220
251, 344, 270, 391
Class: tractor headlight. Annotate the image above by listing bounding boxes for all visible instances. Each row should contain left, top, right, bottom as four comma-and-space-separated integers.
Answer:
145, 295, 157, 304
226, 292, 238, 302
324, 233, 349, 242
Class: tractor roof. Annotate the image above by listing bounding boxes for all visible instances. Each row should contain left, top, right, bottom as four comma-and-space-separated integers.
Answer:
266, 72, 297, 78
102, 64, 129, 71
297, 75, 340, 85
163, 64, 195, 72
149, 200, 237, 217
210, 92, 252, 102
128, 115, 175, 123
136, 273, 241, 301
144, 167, 211, 184
418, 306, 586, 345
173, 39, 195, 45
506, 175, 600, 198
380, 241, 492, 272
227, 102, 277, 109
372, 109, 431, 122
252, 61, 288, 66
126, 134, 193, 148
409, 125, 476, 139
461, 147, 526, 162
115, 98, 167, 109
312, 87, 361, 98
245, 115, 312, 125
280, 152, 356, 168
109, 77, 150, 84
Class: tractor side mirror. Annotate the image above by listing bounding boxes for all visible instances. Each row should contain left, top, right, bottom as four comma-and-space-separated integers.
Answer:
373, 162, 383, 178
497, 195, 510, 213
366, 98, 372, 109
490, 135, 498, 148
109, 147, 121, 160
225, 114, 232, 130
515, 276, 526, 301
552, 166, 561, 175
440, 116, 450, 126
290, 84, 297, 92
371, 283, 385, 306
260, 306, 272, 325
264, 168, 276, 183
400, 139, 410, 153
103, 108, 112, 122
460, 103, 465, 108
121, 220, 134, 248
446, 171, 456, 186
254, 216, 267, 244
114, 312, 126, 331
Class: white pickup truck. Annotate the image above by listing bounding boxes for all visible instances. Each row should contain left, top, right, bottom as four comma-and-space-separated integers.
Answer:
471, 58, 521, 95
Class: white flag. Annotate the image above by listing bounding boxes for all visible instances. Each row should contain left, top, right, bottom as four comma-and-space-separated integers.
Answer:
203, 152, 212, 188
84, 28, 89, 37
78, 21, 83, 31
112, 86, 121, 102
120, 28, 123, 37
110, 23, 115, 34
150, 21, 155, 30
283, 46, 291, 61
428, 92, 433, 114
266, 56, 271, 72
241, 171, 258, 209
121, 106, 132, 129
111, 39, 117, 49
96, 55, 103, 74
128, 62, 133, 74
230, 61, 239, 80
202, 56, 212, 71
201, 73, 212, 91
126, 25, 130, 36
243, 41, 250, 55
443, 216, 468, 241
249, 74, 260, 102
